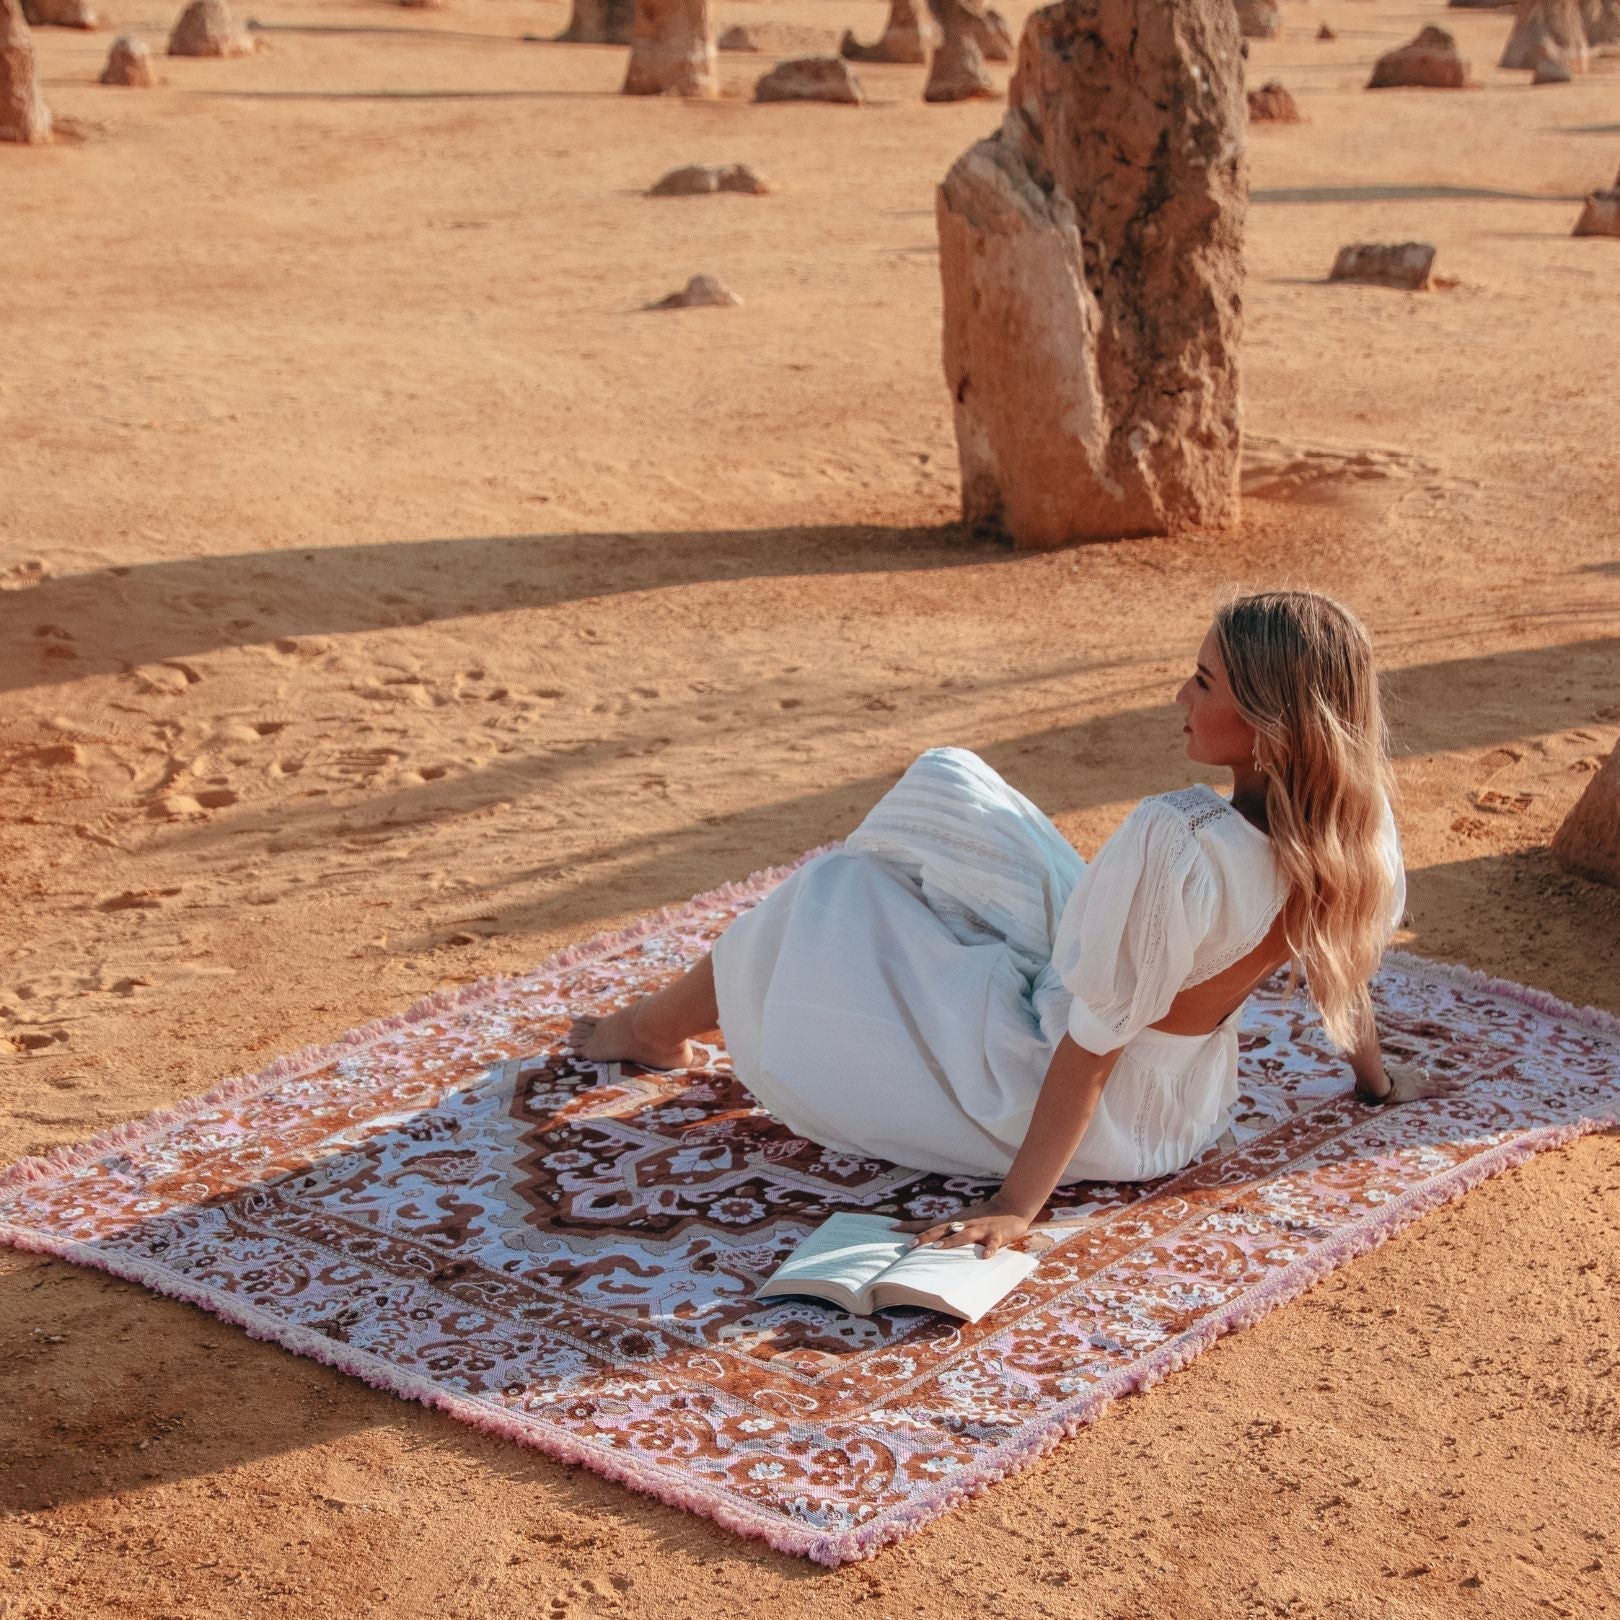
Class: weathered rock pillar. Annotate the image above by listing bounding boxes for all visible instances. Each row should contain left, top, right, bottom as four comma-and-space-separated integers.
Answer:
936, 0, 1246, 547
1499, 0, 1590, 71
1551, 741, 1620, 886
842, 0, 938, 64
622, 0, 717, 96
0, 0, 51, 144
559, 0, 634, 46
924, 0, 996, 99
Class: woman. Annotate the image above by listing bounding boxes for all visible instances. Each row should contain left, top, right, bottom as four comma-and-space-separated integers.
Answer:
570, 590, 1458, 1259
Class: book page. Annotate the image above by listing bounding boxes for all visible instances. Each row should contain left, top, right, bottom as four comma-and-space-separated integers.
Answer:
872, 1241, 1040, 1324
756, 1213, 908, 1306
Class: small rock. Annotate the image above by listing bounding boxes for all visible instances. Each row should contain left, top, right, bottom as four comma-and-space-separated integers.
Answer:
167, 0, 255, 56
649, 274, 741, 309
753, 55, 863, 104
1572, 186, 1620, 237
22, 0, 97, 26
1247, 79, 1302, 120
647, 161, 771, 196
1500, 0, 1588, 72
838, 0, 936, 64
1531, 54, 1571, 79
100, 34, 156, 83
1367, 25, 1471, 88
1316, 21, 1336, 39
1328, 241, 1436, 290
1235, 0, 1281, 40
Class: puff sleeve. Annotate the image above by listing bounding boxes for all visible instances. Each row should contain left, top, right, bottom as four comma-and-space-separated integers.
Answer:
1051, 799, 1218, 1056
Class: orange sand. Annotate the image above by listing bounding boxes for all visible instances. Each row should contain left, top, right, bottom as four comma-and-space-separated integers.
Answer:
2, 0, 1618, 1612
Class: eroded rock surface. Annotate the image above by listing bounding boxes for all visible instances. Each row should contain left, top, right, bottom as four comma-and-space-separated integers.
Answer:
22, 0, 97, 28
1328, 241, 1436, 289
1500, 0, 1589, 70
924, 0, 995, 99
648, 161, 771, 195
753, 55, 862, 102
936, 0, 1247, 547
558, 0, 634, 43
1, 0, 51, 141
841, 0, 936, 63
1572, 172, 1620, 236
1235, 0, 1280, 39
1551, 742, 1620, 887
1532, 53, 1572, 77
1367, 24, 1470, 86
101, 33, 156, 81
649, 274, 741, 308
622, 0, 717, 96
168, 0, 254, 56
1247, 79, 1301, 119
1582, 0, 1620, 45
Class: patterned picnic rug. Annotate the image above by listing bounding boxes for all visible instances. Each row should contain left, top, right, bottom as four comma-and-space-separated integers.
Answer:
2, 850, 1617, 1564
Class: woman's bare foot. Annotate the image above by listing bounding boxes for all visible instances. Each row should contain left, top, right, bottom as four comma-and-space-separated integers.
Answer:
568, 1002, 696, 1071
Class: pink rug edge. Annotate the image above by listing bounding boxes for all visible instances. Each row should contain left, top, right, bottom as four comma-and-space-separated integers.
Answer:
0, 852, 1615, 1565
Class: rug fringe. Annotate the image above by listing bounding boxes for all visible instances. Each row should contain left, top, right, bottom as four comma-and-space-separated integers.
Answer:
0, 844, 839, 1195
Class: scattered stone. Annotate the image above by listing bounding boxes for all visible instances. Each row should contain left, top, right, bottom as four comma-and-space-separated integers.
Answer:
22, 0, 97, 28
936, 0, 1246, 547
719, 21, 833, 53
167, 0, 254, 56
0, 0, 50, 142
1367, 24, 1470, 87
753, 55, 862, 103
1582, 0, 1620, 45
647, 161, 770, 195
1235, 0, 1280, 39
1247, 78, 1302, 119
1572, 172, 1620, 235
1551, 740, 1620, 886
924, 0, 995, 100
557, 0, 633, 45
101, 34, 156, 83
1316, 21, 1335, 38
622, 0, 717, 97
1499, 0, 1589, 70
1532, 52, 1572, 76
1328, 241, 1436, 289
840, 0, 937, 64
649, 273, 741, 309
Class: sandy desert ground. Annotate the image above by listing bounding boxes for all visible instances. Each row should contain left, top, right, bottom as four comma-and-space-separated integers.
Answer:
2, 0, 1618, 1612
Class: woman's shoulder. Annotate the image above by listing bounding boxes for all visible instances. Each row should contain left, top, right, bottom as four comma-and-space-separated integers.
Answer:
1138, 783, 1270, 848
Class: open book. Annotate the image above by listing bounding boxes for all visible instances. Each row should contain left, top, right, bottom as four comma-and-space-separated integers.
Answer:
757, 1213, 1039, 1324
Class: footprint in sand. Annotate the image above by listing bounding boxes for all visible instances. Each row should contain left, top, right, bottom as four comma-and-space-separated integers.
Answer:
98, 886, 183, 911
1240, 435, 1475, 512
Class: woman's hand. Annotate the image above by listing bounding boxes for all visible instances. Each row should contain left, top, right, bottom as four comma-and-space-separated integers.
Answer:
892, 1199, 1033, 1258
1360, 1057, 1462, 1105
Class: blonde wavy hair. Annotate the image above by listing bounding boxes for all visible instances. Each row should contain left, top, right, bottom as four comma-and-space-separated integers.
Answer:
1213, 590, 1397, 1050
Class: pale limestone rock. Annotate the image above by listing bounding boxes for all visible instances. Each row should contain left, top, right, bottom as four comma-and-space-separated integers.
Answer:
936, 0, 1247, 548
0, 0, 50, 142
22, 0, 97, 28
1367, 24, 1470, 86
623, 0, 717, 96
970, 4, 1014, 59
924, 0, 995, 99
168, 0, 254, 56
1551, 742, 1620, 886
1532, 52, 1572, 76
1499, 0, 1589, 70
753, 54, 863, 102
101, 33, 156, 81
1328, 241, 1435, 289
650, 273, 741, 308
1235, 0, 1280, 39
647, 161, 771, 195
840, 0, 937, 63
1247, 78, 1301, 119
558, 0, 634, 44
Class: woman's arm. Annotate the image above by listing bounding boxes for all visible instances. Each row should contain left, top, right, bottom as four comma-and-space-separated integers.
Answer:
1347, 998, 1462, 1105
894, 1034, 1122, 1256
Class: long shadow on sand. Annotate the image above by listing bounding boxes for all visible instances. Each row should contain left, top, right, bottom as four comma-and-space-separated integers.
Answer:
1251, 184, 1588, 205
0, 524, 991, 696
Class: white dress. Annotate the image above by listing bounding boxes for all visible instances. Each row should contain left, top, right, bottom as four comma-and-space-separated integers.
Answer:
711, 747, 1407, 1185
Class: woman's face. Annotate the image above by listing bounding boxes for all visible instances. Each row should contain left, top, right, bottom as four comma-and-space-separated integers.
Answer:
1176, 625, 1259, 771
